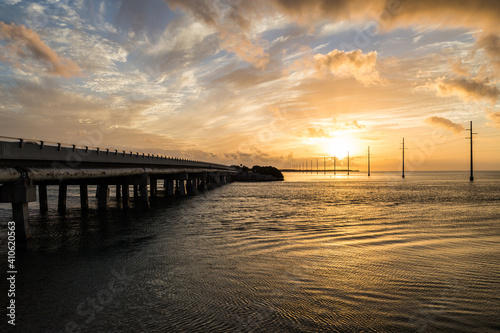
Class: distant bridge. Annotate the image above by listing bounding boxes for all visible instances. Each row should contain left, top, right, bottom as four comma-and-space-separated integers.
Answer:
0, 137, 237, 248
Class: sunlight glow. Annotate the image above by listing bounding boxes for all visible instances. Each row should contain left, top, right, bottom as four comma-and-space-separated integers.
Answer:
324, 137, 354, 158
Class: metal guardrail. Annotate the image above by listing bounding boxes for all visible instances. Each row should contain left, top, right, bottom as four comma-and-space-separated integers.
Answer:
0, 136, 235, 171
0, 135, 196, 163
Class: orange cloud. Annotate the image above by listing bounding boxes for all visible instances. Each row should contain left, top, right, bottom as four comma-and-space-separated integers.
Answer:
219, 30, 269, 69
425, 116, 465, 133
305, 128, 330, 138
314, 49, 380, 84
272, 0, 500, 33
487, 111, 500, 128
0, 21, 82, 77
434, 78, 499, 104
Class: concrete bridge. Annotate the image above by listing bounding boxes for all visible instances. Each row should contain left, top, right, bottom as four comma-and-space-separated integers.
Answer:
0, 137, 237, 248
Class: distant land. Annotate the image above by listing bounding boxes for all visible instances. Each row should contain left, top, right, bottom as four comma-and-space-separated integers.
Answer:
232, 165, 284, 181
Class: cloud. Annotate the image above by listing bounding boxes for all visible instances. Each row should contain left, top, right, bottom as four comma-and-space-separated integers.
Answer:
271, 0, 500, 34
434, 78, 500, 104
487, 111, 500, 128
0, 21, 82, 77
424, 116, 465, 133
450, 60, 470, 77
477, 34, 500, 74
305, 128, 330, 138
165, 0, 270, 68
162, 0, 500, 72
313, 49, 381, 84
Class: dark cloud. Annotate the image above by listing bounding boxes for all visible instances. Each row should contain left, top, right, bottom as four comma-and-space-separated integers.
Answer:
166, 0, 500, 34
477, 34, 500, 74
425, 116, 465, 133
272, 0, 500, 33
434, 78, 500, 104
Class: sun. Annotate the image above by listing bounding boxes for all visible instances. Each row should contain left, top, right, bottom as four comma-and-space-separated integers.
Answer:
324, 137, 354, 159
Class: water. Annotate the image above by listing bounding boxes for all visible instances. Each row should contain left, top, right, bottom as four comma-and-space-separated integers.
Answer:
1, 171, 500, 332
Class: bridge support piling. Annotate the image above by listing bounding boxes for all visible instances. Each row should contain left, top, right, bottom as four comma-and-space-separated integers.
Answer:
208, 172, 220, 189
140, 174, 150, 209
116, 184, 121, 199
80, 184, 88, 212
166, 179, 174, 196
39, 184, 48, 213
97, 184, 109, 210
177, 173, 188, 196
58, 184, 67, 214
198, 173, 207, 192
13, 202, 31, 248
133, 184, 139, 199
179, 180, 187, 196
187, 176, 197, 195
174, 180, 179, 196
150, 178, 157, 197
122, 184, 129, 208
0, 177, 36, 249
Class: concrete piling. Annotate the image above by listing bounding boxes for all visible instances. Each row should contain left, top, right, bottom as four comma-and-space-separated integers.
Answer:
166, 179, 174, 196
0, 177, 36, 248
58, 184, 67, 213
198, 173, 207, 192
133, 184, 139, 198
179, 180, 187, 196
150, 178, 157, 197
97, 184, 109, 210
140, 174, 150, 209
80, 184, 88, 211
39, 184, 48, 212
122, 184, 129, 208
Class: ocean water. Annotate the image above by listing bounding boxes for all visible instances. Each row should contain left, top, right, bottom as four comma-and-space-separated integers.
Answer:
1, 171, 500, 332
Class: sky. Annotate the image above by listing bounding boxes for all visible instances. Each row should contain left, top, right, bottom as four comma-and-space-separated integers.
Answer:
0, 0, 499, 171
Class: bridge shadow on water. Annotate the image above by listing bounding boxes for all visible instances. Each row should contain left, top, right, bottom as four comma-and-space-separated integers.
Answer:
22, 190, 210, 254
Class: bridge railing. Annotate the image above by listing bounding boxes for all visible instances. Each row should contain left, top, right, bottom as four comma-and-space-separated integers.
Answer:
0, 135, 235, 171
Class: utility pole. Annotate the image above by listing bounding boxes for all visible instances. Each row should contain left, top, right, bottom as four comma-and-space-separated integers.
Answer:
347, 151, 350, 176
316, 158, 318, 174
401, 138, 406, 179
334, 156, 336, 175
311, 159, 313, 174
323, 157, 326, 174
368, 146, 371, 177
466, 121, 476, 181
